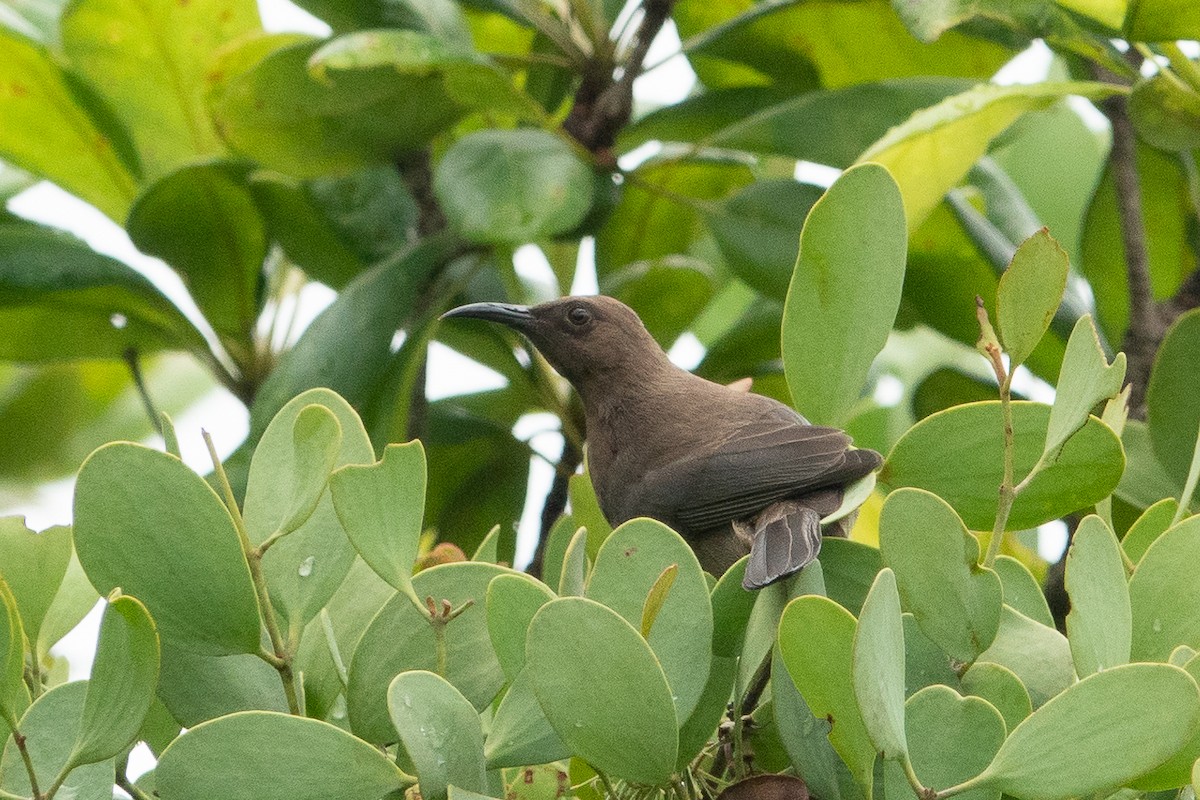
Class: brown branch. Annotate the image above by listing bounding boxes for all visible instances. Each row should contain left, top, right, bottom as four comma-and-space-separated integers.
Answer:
562, 0, 676, 159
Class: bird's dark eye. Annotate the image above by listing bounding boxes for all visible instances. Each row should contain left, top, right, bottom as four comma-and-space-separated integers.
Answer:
567, 306, 592, 326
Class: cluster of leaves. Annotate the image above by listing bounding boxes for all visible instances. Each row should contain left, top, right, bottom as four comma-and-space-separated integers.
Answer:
3, 158, 1200, 800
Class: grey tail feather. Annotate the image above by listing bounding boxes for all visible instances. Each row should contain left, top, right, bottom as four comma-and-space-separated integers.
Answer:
742, 499, 824, 590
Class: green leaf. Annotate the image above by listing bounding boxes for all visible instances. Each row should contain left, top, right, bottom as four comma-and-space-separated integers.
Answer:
1148, 309, 1200, 490
244, 389, 374, 640
903, 613, 959, 696
389, 671, 487, 800
0, 579, 24, 723
783, 162, 907, 426
772, 644, 861, 800
347, 562, 510, 743
126, 160, 267, 350
566, 472, 611, 558
310, 29, 545, 122
472, 525, 500, 563
1129, 515, 1200, 662
1117, 420, 1184, 511
640, 564, 677, 638
0, 220, 207, 361
602, 257, 716, 346
526, 597, 678, 785
961, 661, 1032, 733
858, 82, 1123, 230
1129, 652, 1200, 789
330, 441, 427, 601
978, 605, 1074, 707
0, 682, 114, 799
0, 28, 138, 220
995, 229, 1069, 369
0, 518, 70, 650
484, 667, 569, 769
207, 37, 466, 178
852, 568, 908, 762
71, 595, 160, 765
156, 711, 410, 800
60, 0, 258, 179
881, 401, 1125, 530
486, 573, 554, 682
1129, 73, 1200, 152
678, 654, 737, 769
1121, 497, 1178, 564
1044, 315, 1126, 459
585, 518, 714, 722
36, 549, 98, 658
710, 557, 756, 659
821, 538, 883, 617
879, 489, 1002, 662
1127, 0, 1200, 39
778, 595, 876, 795
1064, 515, 1130, 677
433, 129, 593, 245
157, 644, 287, 728
558, 526, 588, 597
705, 179, 823, 300
969, 663, 1200, 800
883, 685, 1004, 800
73, 443, 261, 655
992, 556, 1054, 629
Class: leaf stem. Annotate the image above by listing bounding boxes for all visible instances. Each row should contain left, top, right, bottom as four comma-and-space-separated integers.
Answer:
6, 715, 43, 800
1172, 423, 1200, 526
981, 351, 1016, 569
203, 429, 300, 715
901, 755, 934, 800
1161, 42, 1200, 93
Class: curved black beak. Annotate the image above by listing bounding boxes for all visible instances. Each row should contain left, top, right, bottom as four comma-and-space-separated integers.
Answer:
440, 302, 534, 330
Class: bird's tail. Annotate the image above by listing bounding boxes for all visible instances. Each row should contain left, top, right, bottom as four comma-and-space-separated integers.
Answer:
742, 489, 843, 590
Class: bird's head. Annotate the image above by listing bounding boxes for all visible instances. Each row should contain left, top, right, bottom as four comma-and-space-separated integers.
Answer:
441, 295, 670, 389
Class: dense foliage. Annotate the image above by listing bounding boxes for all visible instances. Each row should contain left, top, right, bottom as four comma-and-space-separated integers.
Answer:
3, 0, 1200, 797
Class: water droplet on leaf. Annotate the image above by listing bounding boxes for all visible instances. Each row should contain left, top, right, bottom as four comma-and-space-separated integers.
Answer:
298, 556, 315, 577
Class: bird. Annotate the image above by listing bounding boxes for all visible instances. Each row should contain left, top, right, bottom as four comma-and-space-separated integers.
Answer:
441, 295, 882, 590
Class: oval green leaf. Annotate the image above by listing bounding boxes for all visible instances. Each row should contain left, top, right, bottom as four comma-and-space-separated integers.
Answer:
978, 605, 1074, 708
486, 573, 555, 681
586, 518, 713, 722
73, 443, 261, 655
879, 488, 1002, 662
433, 129, 593, 245
156, 710, 410, 800
992, 556, 1054, 629
1122, 497, 1178, 564
1148, 308, 1200, 488
961, 661, 1032, 733
972, 663, 1200, 800
995, 229, 1069, 369
388, 670, 487, 800
778, 595, 875, 794
1064, 515, 1130, 677
526, 597, 678, 785
852, 568, 908, 761
71, 594, 160, 765
484, 666, 570, 769
0, 579, 23, 722
881, 401, 1125, 531
1129, 515, 1200, 662
782, 162, 907, 426
1044, 315, 1127, 458
0, 518, 69, 656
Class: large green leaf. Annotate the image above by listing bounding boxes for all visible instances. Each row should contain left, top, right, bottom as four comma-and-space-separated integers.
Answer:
71, 595, 159, 765
388, 671, 487, 800
1129, 515, 1200, 662
126, 160, 267, 350
968, 664, 1200, 800
852, 568, 908, 762
0, 682, 114, 800
347, 562, 510, 743
1044, 315, 1126, 460
1148, 309, 1200, 490
73, 443, 261, 655
1064, 515, 1130, 677
0, 28, 138, 220
244, 390, 375, 639
0, 579, 23, 724
0, 518, 70, 650
526, 597, 678, 785
433, 129, 592, 245
1122, 497, 1178, 564
978, 605, 1074, 708
207, 36, 466, 178
156, 711, 411, 800
484, 666, 569, 769
859, 82, 1123, 230
778, 595, 876, 795
36, 549, 98, 659
485, 573, 555, 681
330, 441, 426, 602
783, 163, 907, 426
585, 518, 713, 722
157, 644, 288, 727
60, 0, 258, 179
1127, 0, 1200, 39
960, 661, 1031, 733
0, 220, 206, 361
881, 401, 1124, 530
879, 489, 1001, 662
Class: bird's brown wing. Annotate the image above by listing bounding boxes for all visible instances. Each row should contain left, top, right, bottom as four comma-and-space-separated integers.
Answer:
628, 418, 878, 534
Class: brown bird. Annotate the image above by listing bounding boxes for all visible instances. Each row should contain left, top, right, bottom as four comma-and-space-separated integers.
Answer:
442, 295, 881, 589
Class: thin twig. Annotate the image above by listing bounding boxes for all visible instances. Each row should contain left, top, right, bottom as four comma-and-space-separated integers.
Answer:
122, 348, 163, 439
7, 721, 42, 800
